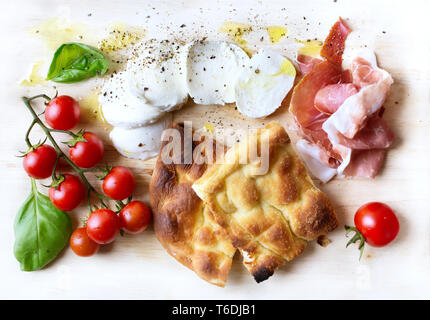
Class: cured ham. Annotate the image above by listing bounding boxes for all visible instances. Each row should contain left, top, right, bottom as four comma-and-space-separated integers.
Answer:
290, 19, 350, 128
320, 18, 351, 65
335, 115, 395, 150
322, 51, 393, 140
296, 54, 322, 75
295, 139, 338, 183
301, 117, 341, 167
321, 50, 394, 175
315, 83, 358, 114
352, 56, 384, 88
343, 149, 387, 178
290, 18, 395, 182
290, 61, 342, 127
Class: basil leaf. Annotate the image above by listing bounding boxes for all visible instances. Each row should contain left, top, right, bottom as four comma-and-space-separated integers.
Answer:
13, 179, 72, 271
46, 42, 108, 83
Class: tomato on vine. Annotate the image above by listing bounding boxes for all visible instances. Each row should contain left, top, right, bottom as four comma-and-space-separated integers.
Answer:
22, 144, 57, 179
70, 227, 100, 257
86, 209, 121, 244
119, 201, 152, 234
45, 95, 81, 130
69, 131, 104, 168
18, 93, 146, 268
49, 174, 86, 211
102, 166, 135, 200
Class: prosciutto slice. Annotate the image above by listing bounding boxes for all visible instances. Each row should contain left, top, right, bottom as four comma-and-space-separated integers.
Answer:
320, 18, 351, 65
336, 115, 395, 150
296, 54, 322, 75
290, 19, 395, 182
301, 117, 341, 167
343, 149, 387, 178
315, 83, 358, 114
290, 61, 342, 127
322, 51, 393, 139
290, 19, 350, 128
321, 50, 394, 175
296, 139, 338, 183
352, 56, 384, 88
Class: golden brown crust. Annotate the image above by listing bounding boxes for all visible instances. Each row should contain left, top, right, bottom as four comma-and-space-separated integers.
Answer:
240, 240, 286, 283
150, 123, 236, 287
193, 122, 338, 282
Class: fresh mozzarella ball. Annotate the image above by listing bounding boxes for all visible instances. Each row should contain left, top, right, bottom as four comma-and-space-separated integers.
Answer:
99, 71, 164, 128
235, 48, 296, 118
185, 40, 250, 105
109, 114, 172, 160
126, 39, 188, 112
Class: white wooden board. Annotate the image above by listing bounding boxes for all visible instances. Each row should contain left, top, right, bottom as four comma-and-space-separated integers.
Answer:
1, 0, 430, 299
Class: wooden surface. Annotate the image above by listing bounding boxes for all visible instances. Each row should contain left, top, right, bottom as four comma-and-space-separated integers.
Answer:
1, 0, 430, 299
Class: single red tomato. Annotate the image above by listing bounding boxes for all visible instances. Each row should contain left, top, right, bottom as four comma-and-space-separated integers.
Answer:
23, 145, 57, 179
354, 202, 400, 247
69, 132, 104, 168
86, 209, 121, 244
119, 201, 152, 234
49, 174, 86, 211
45, 95, 81, 130
70, 227, 100, 257
102, 166, 135, 200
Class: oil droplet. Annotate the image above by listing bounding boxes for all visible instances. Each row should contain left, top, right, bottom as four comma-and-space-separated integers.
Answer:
28, 18, 96, 50
121, 149, 132, 156
266, 26, 287, 43
79, 89, 108, 125
98, 22, 146, 54
218, 21, 254, 56
295, 39, 323, 57
272, 59, 296, 77
20, 61, 47, 86
204, 123, 215, 134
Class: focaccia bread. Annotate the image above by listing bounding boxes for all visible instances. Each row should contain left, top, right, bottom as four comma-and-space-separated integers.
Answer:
150, 123, 236, 287
192, 122, 338, 282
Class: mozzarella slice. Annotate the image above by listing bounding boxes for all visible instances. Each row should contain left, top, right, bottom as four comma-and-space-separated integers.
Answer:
99, 71, 164, 128
235, 48, 296, 118
109, 114, 172, 160
126, 39, 188, 112
185, 40, 249, 105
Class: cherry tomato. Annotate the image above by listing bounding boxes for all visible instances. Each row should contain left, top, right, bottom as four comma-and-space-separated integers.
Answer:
69, 132, 104, 168
49, 174, 86, 211
70, 227, 100, 257
45, 95, 81, 130
119, 201, 152, 234
102, 166, 135, 200
86, 209, 121, 244
354, 202, 399, 247
23, 145, 57, 179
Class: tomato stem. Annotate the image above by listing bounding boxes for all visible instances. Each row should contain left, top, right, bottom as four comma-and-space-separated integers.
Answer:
86, 189, 92, 213
82, 167, 104, 173
26, 94, 51, 103
48, 128, 78, 138
115, 200, 125, 210
24, 119, 38, 149
345, 225, 366, 260
51, 154, 62, 182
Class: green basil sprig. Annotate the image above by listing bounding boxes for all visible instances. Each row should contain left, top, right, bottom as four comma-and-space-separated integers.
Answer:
14, 179, 72, 271
46, 42, 108, 83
